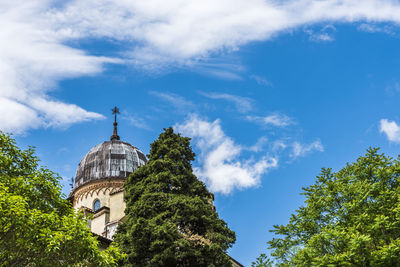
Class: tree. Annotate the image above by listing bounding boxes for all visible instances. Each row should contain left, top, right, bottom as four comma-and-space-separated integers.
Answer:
0, 132, 124, 266
268, 148, 400, 266
251, 253, 274, 267
115, 127, 236, 266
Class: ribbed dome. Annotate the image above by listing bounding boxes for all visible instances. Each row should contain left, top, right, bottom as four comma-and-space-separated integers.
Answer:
74, 140, 147, 188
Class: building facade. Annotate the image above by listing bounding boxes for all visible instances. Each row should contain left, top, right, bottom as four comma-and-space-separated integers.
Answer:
69, 114, 147, 239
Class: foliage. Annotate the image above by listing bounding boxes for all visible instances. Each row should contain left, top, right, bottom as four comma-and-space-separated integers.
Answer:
0, 132, 124, 266
251, 253, 274, 267
115, 127, 236, 266
268, 148, 400, 266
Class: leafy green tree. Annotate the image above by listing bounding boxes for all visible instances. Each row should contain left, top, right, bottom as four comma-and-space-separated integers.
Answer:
268, 148, 400, 266
0, 132, 124, 266
115, 127, 236, 266
251, 253, 274, 267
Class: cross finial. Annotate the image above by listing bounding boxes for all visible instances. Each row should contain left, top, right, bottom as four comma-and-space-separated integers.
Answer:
111, 106, 120, 141
112, 106, 120, 122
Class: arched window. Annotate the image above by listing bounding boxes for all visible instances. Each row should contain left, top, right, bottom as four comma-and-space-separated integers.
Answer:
93, 199, 101, 212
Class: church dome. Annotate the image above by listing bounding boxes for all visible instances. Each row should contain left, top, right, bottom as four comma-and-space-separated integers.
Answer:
74, 140, 147, 188
73, 107, 147, 189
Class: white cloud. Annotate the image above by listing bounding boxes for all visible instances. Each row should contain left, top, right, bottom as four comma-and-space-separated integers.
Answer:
246, 114, 293, 127
380, 119, 400, 143
0, 0, 115, 133
386, 81, 400, 96
272, 140, 287, 152
121, 112, 151, 131
189, 60, 245, 80
52, 0, 400, 66
305, 24, 336, 42
3, 0, 400, 132
358, 23, 395, 35
0, 97, 104, 134
246, 136, 269, 152
149, 91, 195, 113
200, 92, 253, 113
0, 98, 41, 134
290, 140, 324, 159
175, 115, 277, 194
249, 75, 273, 87
306, 31, 334, 42
29, 98, 104, 128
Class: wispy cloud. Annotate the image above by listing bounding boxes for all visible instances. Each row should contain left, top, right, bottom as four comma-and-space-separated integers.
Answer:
306, 31, 334, 42
246, 113, 293, 127
290, 140, 324, 159
385, 81, 400, 96
380, 119, 400, 143
304, 24, 336, 42
246, 136, 268, 152
200, 92, 254, 113
189, 60, 245, 80
149, 91, 195, 113
175, 115, 277, 194
121, 112, 151, 130
358, 23, 395, 35
249, 75, 273, 87
272, 140, 287, 153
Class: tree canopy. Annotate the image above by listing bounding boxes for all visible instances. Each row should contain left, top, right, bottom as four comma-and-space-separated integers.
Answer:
251, 253, 274, 267
268, 148, 400, 266
115, 127, 236, 266
0, 132, 123, 266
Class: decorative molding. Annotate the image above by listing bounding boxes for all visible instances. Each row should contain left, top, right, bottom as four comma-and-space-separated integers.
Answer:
110, 187, 124, 195
73, 179, 125, 206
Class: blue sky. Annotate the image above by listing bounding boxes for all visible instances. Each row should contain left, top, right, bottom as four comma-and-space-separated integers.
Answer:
3, 1, 400, 265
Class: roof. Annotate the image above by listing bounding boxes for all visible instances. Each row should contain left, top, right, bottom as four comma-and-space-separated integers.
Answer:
74, 140, 147, 189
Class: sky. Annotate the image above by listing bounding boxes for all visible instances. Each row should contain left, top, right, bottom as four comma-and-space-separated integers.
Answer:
2, 0, 400, 265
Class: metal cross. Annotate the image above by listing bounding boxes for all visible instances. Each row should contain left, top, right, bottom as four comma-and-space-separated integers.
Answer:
112, 106, 120, 123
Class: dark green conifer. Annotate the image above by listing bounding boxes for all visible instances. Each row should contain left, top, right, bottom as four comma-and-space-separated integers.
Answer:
115, 127, 236, 266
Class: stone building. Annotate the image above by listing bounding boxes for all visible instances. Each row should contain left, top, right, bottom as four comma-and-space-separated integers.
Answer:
69, 110, 147, 239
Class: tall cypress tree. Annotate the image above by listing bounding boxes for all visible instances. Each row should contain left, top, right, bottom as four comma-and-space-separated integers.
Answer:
115, 127, 236, 266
